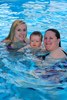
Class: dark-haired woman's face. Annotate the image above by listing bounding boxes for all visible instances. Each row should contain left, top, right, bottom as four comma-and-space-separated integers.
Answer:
44, 31, 60, 51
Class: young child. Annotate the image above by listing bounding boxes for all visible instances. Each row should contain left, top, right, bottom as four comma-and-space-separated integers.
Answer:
18, 31, 45, 55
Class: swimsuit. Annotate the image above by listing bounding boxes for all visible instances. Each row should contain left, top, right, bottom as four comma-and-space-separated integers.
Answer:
62, 50, 67, 56
37, 50, 67, 60
37, 52, 50, 60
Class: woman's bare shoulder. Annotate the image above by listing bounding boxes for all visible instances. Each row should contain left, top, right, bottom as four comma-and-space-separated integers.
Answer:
2, 39, 11, 43
50, 48, 67, 59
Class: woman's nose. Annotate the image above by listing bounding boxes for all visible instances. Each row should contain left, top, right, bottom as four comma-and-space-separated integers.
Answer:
20, 32, 25, 35
44, 38, 50, 42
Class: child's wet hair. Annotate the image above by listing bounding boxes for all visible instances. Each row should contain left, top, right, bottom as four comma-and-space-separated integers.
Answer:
30, 31, 43, 41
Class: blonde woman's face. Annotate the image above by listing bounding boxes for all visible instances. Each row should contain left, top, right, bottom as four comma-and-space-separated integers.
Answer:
14, 24, 27, 42
30, 35, 42, 48
44, 31, 60, 51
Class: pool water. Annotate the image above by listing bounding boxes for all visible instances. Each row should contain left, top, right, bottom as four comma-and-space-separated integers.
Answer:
0, 42, 67, 100
0, 0, 67, 100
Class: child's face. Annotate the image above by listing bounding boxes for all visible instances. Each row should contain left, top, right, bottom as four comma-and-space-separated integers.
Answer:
30, 35, 42, 48
14, 23, 27, 42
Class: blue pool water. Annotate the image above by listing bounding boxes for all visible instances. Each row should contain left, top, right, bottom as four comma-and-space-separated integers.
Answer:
0, 0, 67, 100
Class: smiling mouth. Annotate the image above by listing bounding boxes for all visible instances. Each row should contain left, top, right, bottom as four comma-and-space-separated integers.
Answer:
19, 35, 25, 39
33, 46, 36, 47
46, 43, 52, 45
46, 44, 50, 46
32, 45, 37, 48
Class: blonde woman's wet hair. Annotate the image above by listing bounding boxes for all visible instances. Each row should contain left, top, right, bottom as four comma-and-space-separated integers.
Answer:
5, 20, 27, 42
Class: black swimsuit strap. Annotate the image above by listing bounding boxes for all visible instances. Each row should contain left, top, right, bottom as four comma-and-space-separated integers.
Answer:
62, 50, 67, 56
37, 52, 50, 60
41, 53, 50, 60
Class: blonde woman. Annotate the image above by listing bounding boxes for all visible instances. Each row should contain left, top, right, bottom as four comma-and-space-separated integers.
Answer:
2, 20, 29, 50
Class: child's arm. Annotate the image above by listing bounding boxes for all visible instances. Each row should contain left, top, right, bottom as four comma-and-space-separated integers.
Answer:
18, 44, 30, 52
